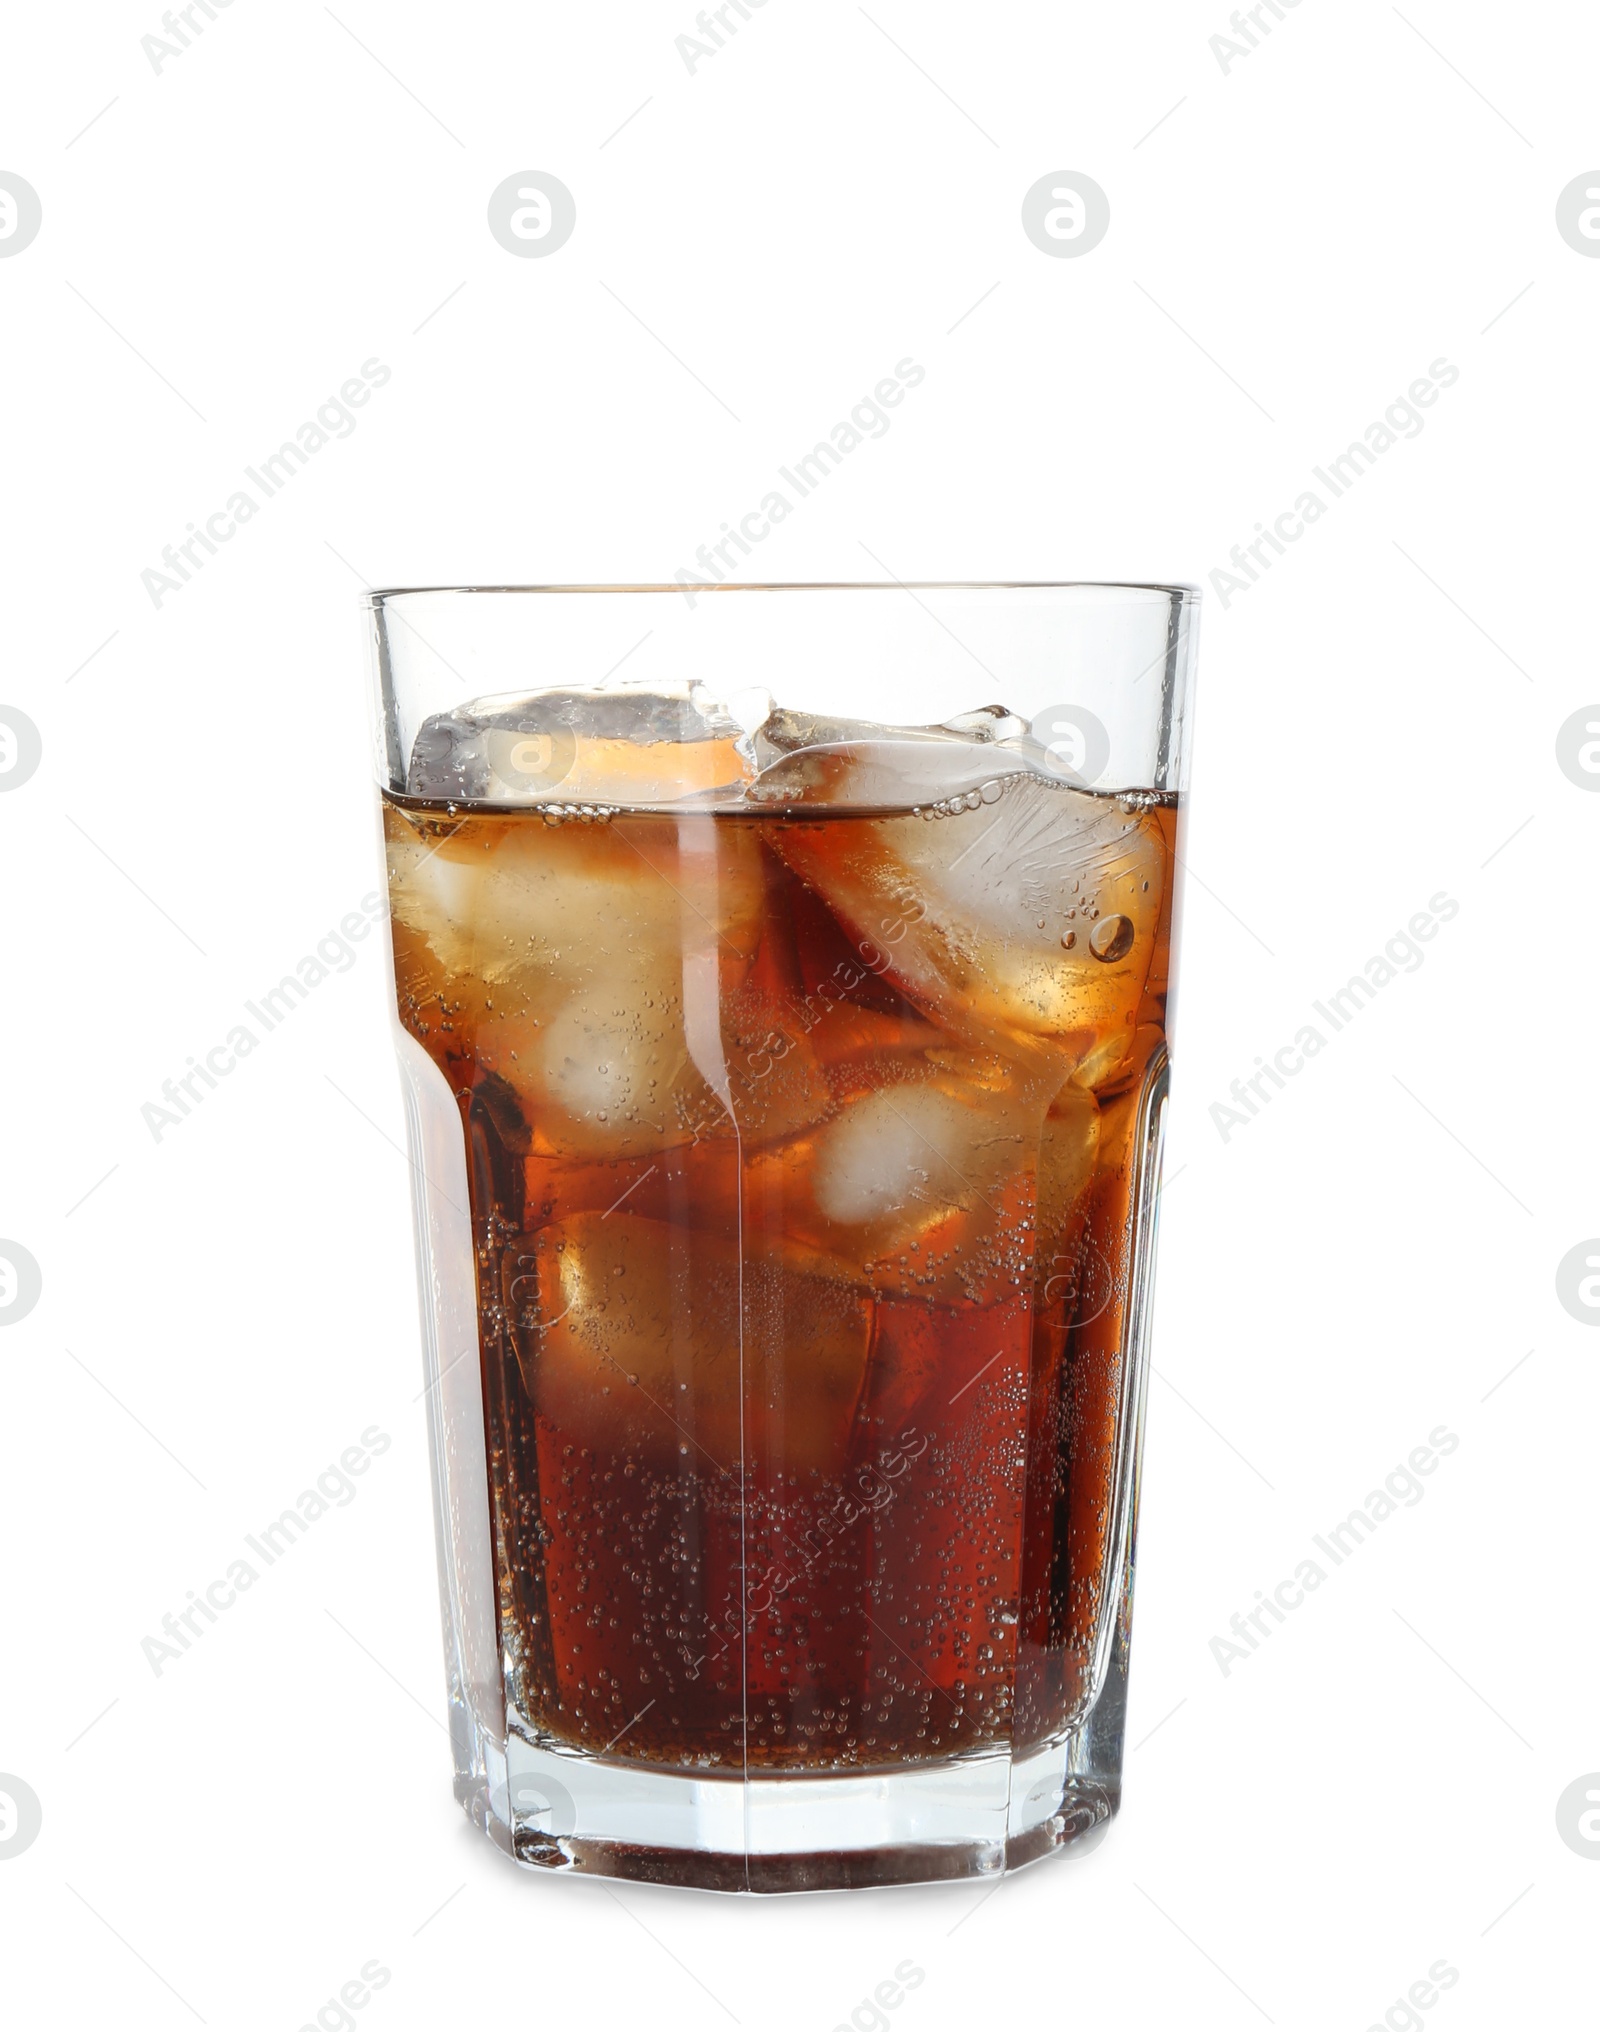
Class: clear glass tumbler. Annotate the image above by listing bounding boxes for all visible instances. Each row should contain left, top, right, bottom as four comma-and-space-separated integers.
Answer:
365, 582, 1198, 1892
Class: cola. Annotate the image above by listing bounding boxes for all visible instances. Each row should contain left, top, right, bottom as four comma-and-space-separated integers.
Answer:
382, 688, 1178, 1773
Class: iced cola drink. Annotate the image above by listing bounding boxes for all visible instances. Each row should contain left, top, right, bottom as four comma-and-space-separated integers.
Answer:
369, 585, 1195, 1890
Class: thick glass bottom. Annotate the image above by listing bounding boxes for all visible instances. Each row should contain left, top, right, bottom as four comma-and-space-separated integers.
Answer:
463, 1730, 1116, 1893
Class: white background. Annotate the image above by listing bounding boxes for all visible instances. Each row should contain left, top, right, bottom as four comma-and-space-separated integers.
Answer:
2, 1, 1596, 2026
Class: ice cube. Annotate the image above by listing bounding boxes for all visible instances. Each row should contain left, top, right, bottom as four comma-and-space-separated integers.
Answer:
768, 772, 1168, 1079
514, 1212, 871, 1479
747, 706, 1030, 809
812, 1080, 998, 1228
407, 684, 756, 805
385, 804, 765, 1008
745, 1059, 1054, 1305
476, 993, 712, 1160
384, 804, 770, 1158
475, 982, 833, 1161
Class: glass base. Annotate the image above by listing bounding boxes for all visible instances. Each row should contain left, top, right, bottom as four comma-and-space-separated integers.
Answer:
455, 1681, 1126, 1892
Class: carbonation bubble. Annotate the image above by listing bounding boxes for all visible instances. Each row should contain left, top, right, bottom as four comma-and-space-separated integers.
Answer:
1089, 914, 1134, 962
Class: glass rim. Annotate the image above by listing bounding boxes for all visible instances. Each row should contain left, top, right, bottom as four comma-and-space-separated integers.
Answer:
363, 580, 1201, 605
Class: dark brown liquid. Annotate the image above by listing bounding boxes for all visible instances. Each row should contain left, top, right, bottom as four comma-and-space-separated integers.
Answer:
384, 774, 1178, 1772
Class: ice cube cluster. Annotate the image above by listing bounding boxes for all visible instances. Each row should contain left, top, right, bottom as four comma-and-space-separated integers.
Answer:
405, 684, 1065, 812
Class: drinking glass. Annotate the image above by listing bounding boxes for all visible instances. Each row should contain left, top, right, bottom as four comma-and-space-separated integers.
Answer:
366, 582, 1198, 1892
